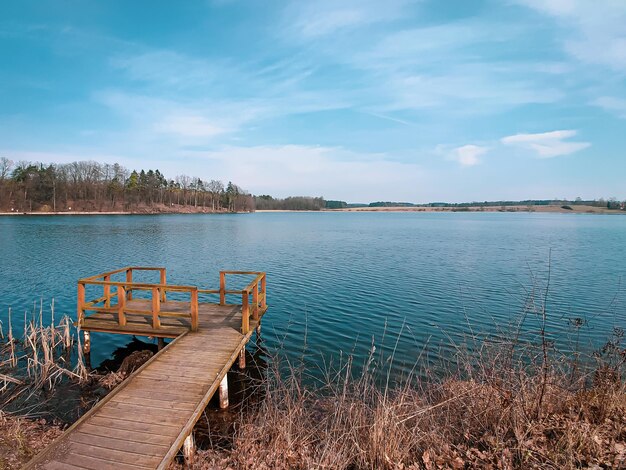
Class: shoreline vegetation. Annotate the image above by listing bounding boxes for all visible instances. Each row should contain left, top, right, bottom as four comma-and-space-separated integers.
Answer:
1, 158, 625, 216
1, 203, 624, 216
1, 292, 625, 469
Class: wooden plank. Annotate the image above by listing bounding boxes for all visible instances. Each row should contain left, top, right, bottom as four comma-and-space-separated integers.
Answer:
86, 416, 177, 437
137, 373, 212, 386
78, 423, 175, 446
121, 377, 205, 394
108, 395, 197, 412
146, 364, 215, 377
63, 442, 160, 467
110, 393, 198, 409
37, 461, 84, 470
95, 407, 187, 427
70, 432, 169, 457
56, 454, 149, 470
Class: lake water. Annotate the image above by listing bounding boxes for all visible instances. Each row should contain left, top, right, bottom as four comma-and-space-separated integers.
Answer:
1, 212, 625, 378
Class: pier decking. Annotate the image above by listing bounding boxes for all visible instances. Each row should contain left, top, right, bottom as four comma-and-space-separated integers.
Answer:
25, 267, 267, 469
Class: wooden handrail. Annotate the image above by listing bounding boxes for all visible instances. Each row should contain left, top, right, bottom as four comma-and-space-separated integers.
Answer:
80, 266, 166, 282
218, 271, 266, 334
78, 268, 265, 335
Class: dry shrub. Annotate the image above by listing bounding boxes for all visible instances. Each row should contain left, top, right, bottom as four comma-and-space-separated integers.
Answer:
176, 333, 626, 470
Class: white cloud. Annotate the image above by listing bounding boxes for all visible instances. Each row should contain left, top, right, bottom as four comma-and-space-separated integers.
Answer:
592, 96, 626, 119
501, 130, 590, 157
155, 115, 228, 138
446, 145, 488, 167
185, 145, 427, 201
380, 70, 562, 113
516, 0, 626, 69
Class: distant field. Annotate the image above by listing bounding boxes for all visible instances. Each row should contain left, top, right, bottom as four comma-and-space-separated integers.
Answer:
328, 204, 624, 214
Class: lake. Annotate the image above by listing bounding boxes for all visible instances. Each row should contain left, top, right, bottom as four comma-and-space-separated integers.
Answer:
1, 212, 625, 378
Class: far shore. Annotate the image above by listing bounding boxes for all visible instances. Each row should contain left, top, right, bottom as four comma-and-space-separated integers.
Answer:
326, 204, 625, 214
0, 209, 250, 216
1, 204, 624, 216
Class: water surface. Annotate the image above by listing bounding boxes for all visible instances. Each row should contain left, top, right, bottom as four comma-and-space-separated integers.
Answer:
1, 212, 624, 377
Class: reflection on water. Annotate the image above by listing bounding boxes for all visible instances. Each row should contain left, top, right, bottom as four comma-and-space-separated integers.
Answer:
1, 212, 625, 380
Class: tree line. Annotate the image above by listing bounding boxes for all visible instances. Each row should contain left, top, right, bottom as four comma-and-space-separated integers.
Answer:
0, 158, 253, 213
253, 195, 326, 211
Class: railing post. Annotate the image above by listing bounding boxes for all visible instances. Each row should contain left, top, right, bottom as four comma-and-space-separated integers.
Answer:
117, 285, 127, 326
160, 268, 167, 303
242, 290, 249, 334
261, 274, 267, 310
103, 275, 111, 307
219, 272, 226, 306
125, 268, 133, 301
152, 287, 161, 329
252, 281, 259, 321
77, 282, 85, 325
190, 288, 199, 332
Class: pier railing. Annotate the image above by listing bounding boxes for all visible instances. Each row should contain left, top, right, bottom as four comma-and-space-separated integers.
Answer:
218, 271, 267, 334
77, 267, 267, 335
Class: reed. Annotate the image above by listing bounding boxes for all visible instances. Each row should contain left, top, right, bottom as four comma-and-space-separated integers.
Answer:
0, 301, 88, 409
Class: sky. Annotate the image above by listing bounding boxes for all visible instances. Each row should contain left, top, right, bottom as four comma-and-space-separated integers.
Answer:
1, 0, 625, 203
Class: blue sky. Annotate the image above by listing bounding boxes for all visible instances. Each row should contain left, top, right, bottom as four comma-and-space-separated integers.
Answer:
1, 0, 625, 202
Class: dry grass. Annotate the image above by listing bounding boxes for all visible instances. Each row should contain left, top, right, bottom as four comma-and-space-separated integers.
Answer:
172, 319, 626, 470
0, 411, 63, 469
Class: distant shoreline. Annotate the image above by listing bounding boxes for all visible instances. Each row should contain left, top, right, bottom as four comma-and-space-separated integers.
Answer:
0, 210, 249, 216
1, 204, 624, 216
326, 204, 625, 214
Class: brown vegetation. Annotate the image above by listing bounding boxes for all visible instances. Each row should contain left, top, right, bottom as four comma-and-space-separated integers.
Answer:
0, 412, 63, 468
170, 311, 626, 470
2, 297, 624, 469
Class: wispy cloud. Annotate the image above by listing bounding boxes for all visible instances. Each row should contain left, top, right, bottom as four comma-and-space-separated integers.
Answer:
516, 0, 626, 70
592, 96, 626, 119
284, 0, 415, 39
110, 50, 218, 88
501, 130, 590, 158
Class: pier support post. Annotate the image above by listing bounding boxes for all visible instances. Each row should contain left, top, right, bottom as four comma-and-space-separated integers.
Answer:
219, 375, 229, 409
157, 337, 165, 351
183, 432, 195, 465
82, 330, 91, 369
256, 322, 261, 339
83, 331, 91, 354
239, 348, 246, 369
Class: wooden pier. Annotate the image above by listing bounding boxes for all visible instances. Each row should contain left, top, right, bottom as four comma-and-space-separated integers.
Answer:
25, 267, 267, 469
